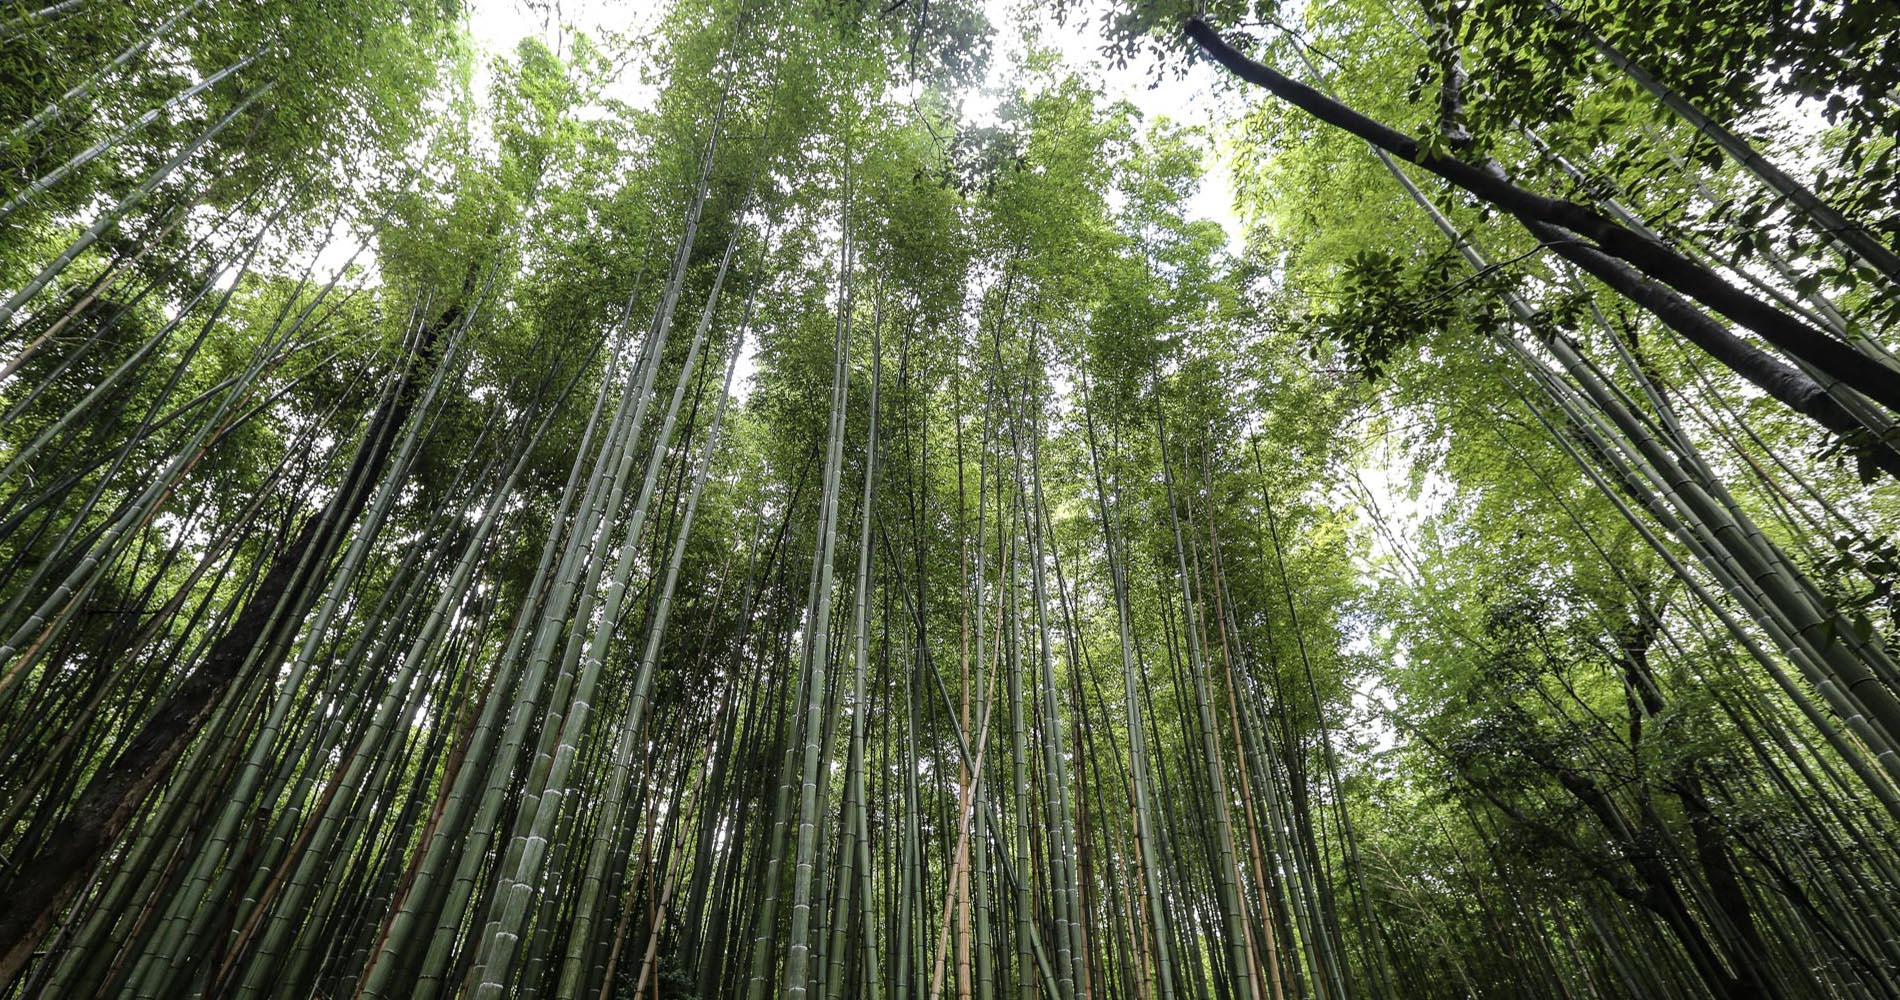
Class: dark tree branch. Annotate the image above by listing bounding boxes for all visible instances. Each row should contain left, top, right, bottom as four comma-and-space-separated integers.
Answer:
1183, 16, 1900, 425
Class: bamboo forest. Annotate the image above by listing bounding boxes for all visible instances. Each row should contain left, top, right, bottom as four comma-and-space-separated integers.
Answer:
7, 0, 1900, 997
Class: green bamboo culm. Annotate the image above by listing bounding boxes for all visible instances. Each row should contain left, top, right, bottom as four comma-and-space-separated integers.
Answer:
6, 1, 1900, 999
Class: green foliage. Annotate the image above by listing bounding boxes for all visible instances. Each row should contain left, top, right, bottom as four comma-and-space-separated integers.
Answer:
3, 3, 1899, 1000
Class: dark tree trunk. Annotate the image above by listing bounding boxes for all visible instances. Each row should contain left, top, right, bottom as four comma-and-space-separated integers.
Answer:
0, 302, 458, 981
1183, 18, 1900, 455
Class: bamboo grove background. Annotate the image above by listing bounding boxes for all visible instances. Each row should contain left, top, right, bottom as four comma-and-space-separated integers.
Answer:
1, 0, 1898, 998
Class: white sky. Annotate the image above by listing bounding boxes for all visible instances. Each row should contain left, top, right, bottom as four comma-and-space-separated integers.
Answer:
456, 0, 1247, 403
460, 0, 1243, 242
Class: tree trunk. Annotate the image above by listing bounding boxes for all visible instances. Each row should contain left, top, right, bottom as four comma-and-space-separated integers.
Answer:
1183, 17, 1900, 422
0, 299, 453, 980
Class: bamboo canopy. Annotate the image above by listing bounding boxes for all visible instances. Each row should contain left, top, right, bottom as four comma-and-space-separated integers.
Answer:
2, 1, 1898, 998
